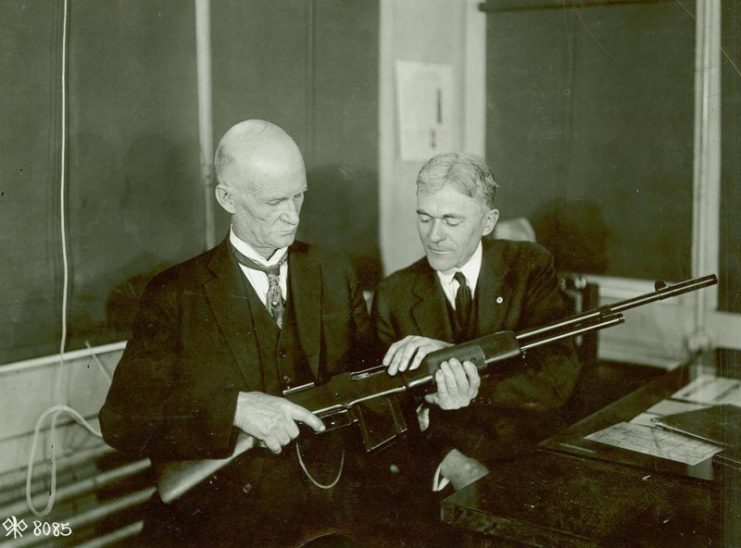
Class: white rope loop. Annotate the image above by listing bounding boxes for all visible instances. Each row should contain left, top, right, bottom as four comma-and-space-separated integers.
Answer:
295, 443, 345, 490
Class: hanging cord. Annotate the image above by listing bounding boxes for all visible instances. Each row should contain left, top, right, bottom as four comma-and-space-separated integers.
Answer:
54, 0, 70, 406
26, 406, 102, 517
23, 0, 107, 518
295, 443, 345, 490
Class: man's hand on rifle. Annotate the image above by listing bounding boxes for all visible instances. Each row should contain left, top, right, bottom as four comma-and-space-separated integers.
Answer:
233, 392, 326, 454
383, 335, 452, 375
425, 358, 480, 410
383, 336, 480, 409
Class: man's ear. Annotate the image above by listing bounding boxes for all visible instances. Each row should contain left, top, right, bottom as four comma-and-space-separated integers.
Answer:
481, 208, 500, 237
215, 185, 236, 214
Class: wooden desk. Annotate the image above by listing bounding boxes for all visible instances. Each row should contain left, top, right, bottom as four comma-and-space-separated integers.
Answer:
441, 365, 737, 546
542, 364, 716, 481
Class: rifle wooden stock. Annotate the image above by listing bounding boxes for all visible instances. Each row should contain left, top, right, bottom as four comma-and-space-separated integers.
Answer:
158, 370, 410, 503
156, 273, 718, 503
158, 434, 257, 503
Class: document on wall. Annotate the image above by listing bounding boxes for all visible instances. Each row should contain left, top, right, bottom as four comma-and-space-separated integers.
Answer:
395, 60, 454, 161
670, 375, 741, 407
585, 422, 723, 465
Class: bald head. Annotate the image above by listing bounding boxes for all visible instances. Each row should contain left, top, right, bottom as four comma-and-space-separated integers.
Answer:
215, 119, 305, 190
214, 120, 308, 258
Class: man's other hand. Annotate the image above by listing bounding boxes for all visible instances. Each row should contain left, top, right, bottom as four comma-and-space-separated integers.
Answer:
424, 358, 480, 410
233, 392, 325, 454
440, 449, 489, 491
383, 335, 452, 375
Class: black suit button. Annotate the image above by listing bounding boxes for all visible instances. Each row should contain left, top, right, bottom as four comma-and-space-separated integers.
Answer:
242, 483, 252, 495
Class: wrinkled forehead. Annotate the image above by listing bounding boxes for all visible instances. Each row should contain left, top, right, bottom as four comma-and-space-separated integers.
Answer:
224, 142, 306, 193
247, 168, 308, 200
417, 181, 488, 214
417, 181, 489, 212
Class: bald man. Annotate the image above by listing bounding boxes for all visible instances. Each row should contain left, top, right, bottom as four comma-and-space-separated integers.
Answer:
100, 121, 380, 546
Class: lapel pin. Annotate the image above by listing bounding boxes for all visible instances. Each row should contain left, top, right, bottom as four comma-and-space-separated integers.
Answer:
496, 296, 503, 304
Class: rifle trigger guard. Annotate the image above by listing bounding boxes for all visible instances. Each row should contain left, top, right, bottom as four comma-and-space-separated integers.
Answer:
318, 408, 356, 432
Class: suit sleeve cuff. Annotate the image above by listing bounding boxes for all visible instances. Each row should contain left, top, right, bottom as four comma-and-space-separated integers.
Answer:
417, 403, 431, 432
432, 461, 451, 492
204, 388, 241, 455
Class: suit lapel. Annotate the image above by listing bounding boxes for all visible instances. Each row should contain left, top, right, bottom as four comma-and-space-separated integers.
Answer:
475, 239, 510, 336
412, 265, 454, 342
205, 240, 262, 389
288, 244, 322, 378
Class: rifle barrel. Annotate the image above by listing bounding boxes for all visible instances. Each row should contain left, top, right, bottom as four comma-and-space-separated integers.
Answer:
609, 274, 717, 314
515, 274, 717, 344
517, 313, 624, 354
516, 310, 602, 342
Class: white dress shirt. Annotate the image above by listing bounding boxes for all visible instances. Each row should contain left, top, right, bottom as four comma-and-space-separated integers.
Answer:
229, 228, 288, 302
435, 241, 483, 308
430, 241, 483, 492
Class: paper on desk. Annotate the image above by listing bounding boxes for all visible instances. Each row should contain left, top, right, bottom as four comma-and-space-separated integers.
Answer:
629, 400, 710, 427
629, 413, 660, 427
671, 375, 741, 407
585, 422, 723, 465
646, 399, 711, 415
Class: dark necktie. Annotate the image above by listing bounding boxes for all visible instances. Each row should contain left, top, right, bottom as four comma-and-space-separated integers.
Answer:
453, 271, 472, 333
231, 246, 288, 329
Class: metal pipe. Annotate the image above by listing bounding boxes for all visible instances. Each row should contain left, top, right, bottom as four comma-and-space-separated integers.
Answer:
3, 459, 150, 518
689, 0, 721, 354
67, 487, 155, 533
0, 445, 114, 493
12, 487, 155, 548
0, 341, 126, 374
305, 0, 316, 167
195, 0, 215, 249
76, 520, 144, 548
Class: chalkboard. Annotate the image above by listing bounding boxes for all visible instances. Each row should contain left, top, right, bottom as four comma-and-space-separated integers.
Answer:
483, 0, 695, 280
0, 0, 379, 365
1, 0, 203, 366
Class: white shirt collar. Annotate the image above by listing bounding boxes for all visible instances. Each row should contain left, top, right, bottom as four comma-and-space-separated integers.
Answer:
436, 241, 483, 295
229, 227, 288, 268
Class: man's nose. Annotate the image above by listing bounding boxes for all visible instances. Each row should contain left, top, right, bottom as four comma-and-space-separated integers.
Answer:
428, 220, 445, 243
282, 200, 300, 225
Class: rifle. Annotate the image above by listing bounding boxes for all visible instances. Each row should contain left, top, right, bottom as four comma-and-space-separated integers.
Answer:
157, 273, 718, 503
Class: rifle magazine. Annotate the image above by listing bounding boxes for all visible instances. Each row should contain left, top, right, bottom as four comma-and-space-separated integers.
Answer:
355, 395, 408, 452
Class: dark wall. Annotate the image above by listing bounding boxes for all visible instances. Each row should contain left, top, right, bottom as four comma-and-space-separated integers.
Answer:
2, 1, 63, 365
211, 0, 380, 287
483, 0, 695, 280
67, 0, 205, 349
719, 0, 741, 316
1, 0, 204, 365
0, 0, 379, 365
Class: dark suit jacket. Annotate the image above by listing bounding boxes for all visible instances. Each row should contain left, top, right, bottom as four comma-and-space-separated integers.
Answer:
99, 238, 372, 463
371, 238, 580, 463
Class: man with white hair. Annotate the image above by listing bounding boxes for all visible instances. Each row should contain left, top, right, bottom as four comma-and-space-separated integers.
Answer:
101, 120, 380, 545
373, 152, 580, 492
